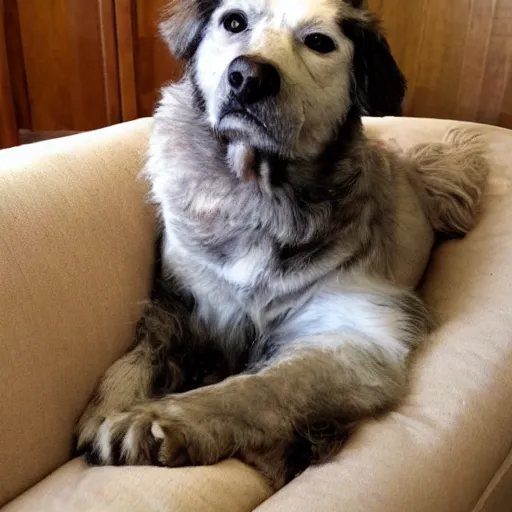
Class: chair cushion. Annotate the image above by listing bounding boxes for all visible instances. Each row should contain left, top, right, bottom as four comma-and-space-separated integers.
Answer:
5, 117, 512, 512
3, 458, 270, 512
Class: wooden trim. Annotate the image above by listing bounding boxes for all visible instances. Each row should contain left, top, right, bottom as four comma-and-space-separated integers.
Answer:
114, 0, 138, 121
0, 0, 19, 148
499, 65, 512, 129
4, 0, 30, 130
19, 129, 80, 145
98, 0, 121, 124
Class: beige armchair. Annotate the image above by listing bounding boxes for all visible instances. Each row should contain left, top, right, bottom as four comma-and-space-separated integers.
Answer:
1, 117, 511, 512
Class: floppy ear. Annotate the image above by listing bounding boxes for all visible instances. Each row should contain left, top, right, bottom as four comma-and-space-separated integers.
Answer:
341, 15, 407, 116
160, 0, 219, 60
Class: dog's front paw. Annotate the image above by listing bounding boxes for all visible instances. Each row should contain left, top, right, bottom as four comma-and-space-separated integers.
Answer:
84, 401, 214, 467
84, 409, 158, 466
76, 400, 109, 460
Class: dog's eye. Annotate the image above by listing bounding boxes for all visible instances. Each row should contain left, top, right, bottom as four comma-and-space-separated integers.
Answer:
222, 12, 248, 34
304, 33, 337, 54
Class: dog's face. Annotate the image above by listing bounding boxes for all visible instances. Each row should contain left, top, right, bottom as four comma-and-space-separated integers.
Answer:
161, 0, 405, 158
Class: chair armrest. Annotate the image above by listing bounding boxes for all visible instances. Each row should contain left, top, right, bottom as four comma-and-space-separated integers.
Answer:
0, 119, 156, 505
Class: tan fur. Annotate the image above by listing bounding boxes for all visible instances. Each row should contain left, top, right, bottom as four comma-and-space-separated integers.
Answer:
84, 343, 413, 489
408, 129, 489, 235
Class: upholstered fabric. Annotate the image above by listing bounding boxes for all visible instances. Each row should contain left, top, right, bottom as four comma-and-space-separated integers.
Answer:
1, 118, 512, 512
2, 458, 270, 512
0, 120, 157, 505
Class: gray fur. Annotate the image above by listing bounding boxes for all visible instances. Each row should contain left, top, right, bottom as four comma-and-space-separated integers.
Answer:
77, 0, 489, 489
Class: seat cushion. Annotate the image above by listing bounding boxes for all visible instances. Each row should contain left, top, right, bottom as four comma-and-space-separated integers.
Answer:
2, 458, 270, 512
5, 117, 512, 512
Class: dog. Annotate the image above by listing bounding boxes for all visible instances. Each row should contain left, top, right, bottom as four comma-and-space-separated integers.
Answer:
77, 0, 489, 489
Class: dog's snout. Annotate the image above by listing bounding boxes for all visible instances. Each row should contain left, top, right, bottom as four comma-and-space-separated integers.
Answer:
228, 56, 280, 104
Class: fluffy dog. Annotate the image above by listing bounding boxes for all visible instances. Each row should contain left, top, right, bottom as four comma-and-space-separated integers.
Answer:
77, 0, 489, 488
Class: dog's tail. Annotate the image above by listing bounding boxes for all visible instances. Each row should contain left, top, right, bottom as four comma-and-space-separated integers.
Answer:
407, 128, 490, 236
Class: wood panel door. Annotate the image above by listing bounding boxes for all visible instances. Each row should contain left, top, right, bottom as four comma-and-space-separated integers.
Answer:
114, 0, 183, 120
368, 0, 512, 128
13, 0, 120, 131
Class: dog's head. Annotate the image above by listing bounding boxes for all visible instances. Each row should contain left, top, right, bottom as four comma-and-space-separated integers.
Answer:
161, 0, 406, 158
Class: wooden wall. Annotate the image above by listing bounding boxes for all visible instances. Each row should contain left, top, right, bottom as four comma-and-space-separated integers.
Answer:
368, 0, 512, 128
113, 0, 182, 120
11, 0, 120, 131
133, 0, 182, 117
2, 0, 511, 148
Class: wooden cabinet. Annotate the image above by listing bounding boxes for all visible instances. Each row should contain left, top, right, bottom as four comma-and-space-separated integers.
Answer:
1, 0, 511, 149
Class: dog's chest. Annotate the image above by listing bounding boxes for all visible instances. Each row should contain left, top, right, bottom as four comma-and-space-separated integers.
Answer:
166, 180, 344, 286
163, 195, 340, 337
154, 138, 365, 336
164, 226, 285, 342
167, 213, 280, 292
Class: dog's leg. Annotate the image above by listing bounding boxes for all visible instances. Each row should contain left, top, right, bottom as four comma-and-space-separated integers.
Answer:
75, 299, 185, 461
85, 277, 430, 489
76, 292, 230, 463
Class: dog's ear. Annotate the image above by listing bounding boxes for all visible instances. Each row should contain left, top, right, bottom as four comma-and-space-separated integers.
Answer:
160, 0, 218, 60
341, 15, 407, 116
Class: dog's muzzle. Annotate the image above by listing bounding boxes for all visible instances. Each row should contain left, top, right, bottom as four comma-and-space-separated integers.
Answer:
217, 56, 287, 150
227, 56, 280, 105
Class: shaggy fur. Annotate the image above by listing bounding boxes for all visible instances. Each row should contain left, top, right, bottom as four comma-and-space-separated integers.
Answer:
76, 0, 489, 489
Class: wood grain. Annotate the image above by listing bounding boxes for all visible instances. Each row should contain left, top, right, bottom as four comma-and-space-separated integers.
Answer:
133, 0, 183, 117
3, 0, 31, 130
368, 0, 512, 128
98, 0, 121, 125
15, 0, 119, 131
114, 0, 138, 121
0, 0, 19, 148
113, 0, 183, 119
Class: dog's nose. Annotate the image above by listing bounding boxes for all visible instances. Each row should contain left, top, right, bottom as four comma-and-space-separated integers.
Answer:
228, 56, 280, 104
